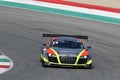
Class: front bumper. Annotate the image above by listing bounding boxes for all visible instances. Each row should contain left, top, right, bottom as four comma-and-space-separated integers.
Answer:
43, 60, 92, 67
40, 54, 92, 67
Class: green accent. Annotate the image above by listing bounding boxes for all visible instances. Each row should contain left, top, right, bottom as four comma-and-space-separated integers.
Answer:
75, 49, 85, 64
40, 54, 48, 62
0, 1, 120, 24
50, 48, 61, 64
86, 60, 92, 65
49, 62, 86, 66
49, 59, 92, 66
0, 59, 11, 62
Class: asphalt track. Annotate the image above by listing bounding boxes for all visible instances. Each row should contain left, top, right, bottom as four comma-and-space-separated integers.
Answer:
0, 6, 120, 80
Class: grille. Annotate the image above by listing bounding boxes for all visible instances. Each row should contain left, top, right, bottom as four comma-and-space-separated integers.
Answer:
60, 56, 76, 64
48, 57, 58, 63
77, 59, 87, 64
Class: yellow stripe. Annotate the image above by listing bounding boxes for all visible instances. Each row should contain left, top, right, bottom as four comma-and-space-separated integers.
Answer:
49, 62, 86, 66
86, 60, 92, 65
40, 54, 48, 62
50, 48, 61, 64
75, 49, 85, 64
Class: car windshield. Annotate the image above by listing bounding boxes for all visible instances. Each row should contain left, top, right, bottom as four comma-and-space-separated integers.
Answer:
50, 40, 84, 49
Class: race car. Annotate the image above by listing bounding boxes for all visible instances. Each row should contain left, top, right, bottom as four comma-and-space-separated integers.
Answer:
40, 34, 93, 69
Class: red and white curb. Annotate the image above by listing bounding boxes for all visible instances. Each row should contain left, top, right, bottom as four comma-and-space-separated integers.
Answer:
0, 52, 14, 74
2, 0, 120, 19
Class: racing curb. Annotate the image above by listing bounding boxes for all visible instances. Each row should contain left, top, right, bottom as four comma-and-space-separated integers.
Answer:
0, 52, 14, 74
36, 0, 120, 13
0, 0, 120, 24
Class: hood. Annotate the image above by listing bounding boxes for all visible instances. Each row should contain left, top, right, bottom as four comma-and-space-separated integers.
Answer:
52, 47, 83, 56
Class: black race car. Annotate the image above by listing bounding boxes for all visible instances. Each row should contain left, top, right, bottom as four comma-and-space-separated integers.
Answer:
40, 34, 92, 68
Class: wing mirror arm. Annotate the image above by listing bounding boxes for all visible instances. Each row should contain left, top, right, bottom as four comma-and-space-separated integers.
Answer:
42, 43, 49, 48
42, 43, 46, 46
87, 46, 91, 50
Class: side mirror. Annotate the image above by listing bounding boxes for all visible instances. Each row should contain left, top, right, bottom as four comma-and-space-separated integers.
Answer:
42, 43, 46, 47
87, 46, 91, 49
43, 43, 49, 48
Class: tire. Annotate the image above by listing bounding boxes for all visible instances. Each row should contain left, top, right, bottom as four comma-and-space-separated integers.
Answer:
86, 64, 93, 69
40, 59, 48, 67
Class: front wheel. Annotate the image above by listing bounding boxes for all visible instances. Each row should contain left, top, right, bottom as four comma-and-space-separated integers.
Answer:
40, 59, 48, 67
86, 64, 93, 69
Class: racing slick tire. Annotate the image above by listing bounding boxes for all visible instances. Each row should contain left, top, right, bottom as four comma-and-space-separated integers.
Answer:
40, 59, 48, 67
86, 64, 93, 69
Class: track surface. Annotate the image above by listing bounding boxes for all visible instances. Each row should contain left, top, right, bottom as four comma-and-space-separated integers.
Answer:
0, 6, 120, 80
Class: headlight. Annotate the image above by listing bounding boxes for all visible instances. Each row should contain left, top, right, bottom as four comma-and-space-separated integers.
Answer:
48, 53, 56, 57
80, 56, 87, 59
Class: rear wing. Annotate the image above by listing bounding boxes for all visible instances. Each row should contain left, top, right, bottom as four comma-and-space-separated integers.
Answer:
42, 34, 88, 39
